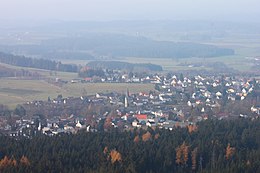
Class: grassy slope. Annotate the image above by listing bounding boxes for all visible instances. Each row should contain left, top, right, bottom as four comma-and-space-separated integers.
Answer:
0, 78, 154, 108
0, 79, 62, 107
0, 63, 154, 108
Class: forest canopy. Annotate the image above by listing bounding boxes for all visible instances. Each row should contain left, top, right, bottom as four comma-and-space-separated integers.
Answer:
40, 34, 234, 59
0, 52, 78, 72
86, 61, 163, 72
0, 119, 259, 173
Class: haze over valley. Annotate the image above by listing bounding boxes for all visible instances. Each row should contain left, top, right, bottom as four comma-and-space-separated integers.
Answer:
0, 1, 259, 173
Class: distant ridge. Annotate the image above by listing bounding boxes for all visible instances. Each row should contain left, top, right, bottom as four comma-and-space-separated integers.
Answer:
87, 61, 163, 72
0, 52, 78, 72
41, 34, 234, 59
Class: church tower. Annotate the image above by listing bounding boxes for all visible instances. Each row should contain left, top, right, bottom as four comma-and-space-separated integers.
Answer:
125, 88, 129, 108
125, 95, 128, 108
38, 122, 41, 131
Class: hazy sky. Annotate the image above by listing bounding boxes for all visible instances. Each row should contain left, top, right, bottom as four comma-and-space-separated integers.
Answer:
0, 0, 259, 22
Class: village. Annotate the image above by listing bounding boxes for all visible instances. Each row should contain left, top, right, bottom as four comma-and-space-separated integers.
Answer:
0, 71, 259, 138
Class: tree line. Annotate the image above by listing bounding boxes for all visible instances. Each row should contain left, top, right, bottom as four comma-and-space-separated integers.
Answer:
0, 52, 78, 72
0, 119, 259, 173
0, 64, 41, 78
41, 34, 234, 59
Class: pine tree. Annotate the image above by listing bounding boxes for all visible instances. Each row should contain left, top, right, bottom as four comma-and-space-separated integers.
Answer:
154, 133, 160, 140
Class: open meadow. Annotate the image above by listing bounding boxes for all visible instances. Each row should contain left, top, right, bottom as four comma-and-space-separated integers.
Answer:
0, 76, 154, 108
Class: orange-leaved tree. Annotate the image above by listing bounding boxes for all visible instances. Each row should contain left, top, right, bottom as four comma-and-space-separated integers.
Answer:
134, 135, 140, 143
110, 149, 122, 164
20, 156, 30, 166
191, 148, 198, 170
176, 142, 189, 165
0, 156, 18, 169
142, 131, 151, 142
225, 143, 235, 160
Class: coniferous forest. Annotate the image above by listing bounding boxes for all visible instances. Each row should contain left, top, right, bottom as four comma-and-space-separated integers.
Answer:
0, 119, 259, 173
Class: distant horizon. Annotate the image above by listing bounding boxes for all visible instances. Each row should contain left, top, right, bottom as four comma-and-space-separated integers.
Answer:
0, 0, 259, 25
1, 19, 260, 29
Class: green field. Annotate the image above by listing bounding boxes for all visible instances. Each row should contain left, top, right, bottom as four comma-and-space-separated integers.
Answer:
60, 51, 257, 72
115, 55, 251, 72
0, 79, 63, 107
0, 77, 154, 108
0, 62, 154, 107
60, 55, 251, 72
0, 62, 79, 80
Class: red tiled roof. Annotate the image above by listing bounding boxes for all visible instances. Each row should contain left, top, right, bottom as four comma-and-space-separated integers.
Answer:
85, 77, 92, 81
136, 114, 147, 120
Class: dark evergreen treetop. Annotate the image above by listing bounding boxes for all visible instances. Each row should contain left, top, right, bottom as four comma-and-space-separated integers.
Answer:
0, 119, 259, 173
